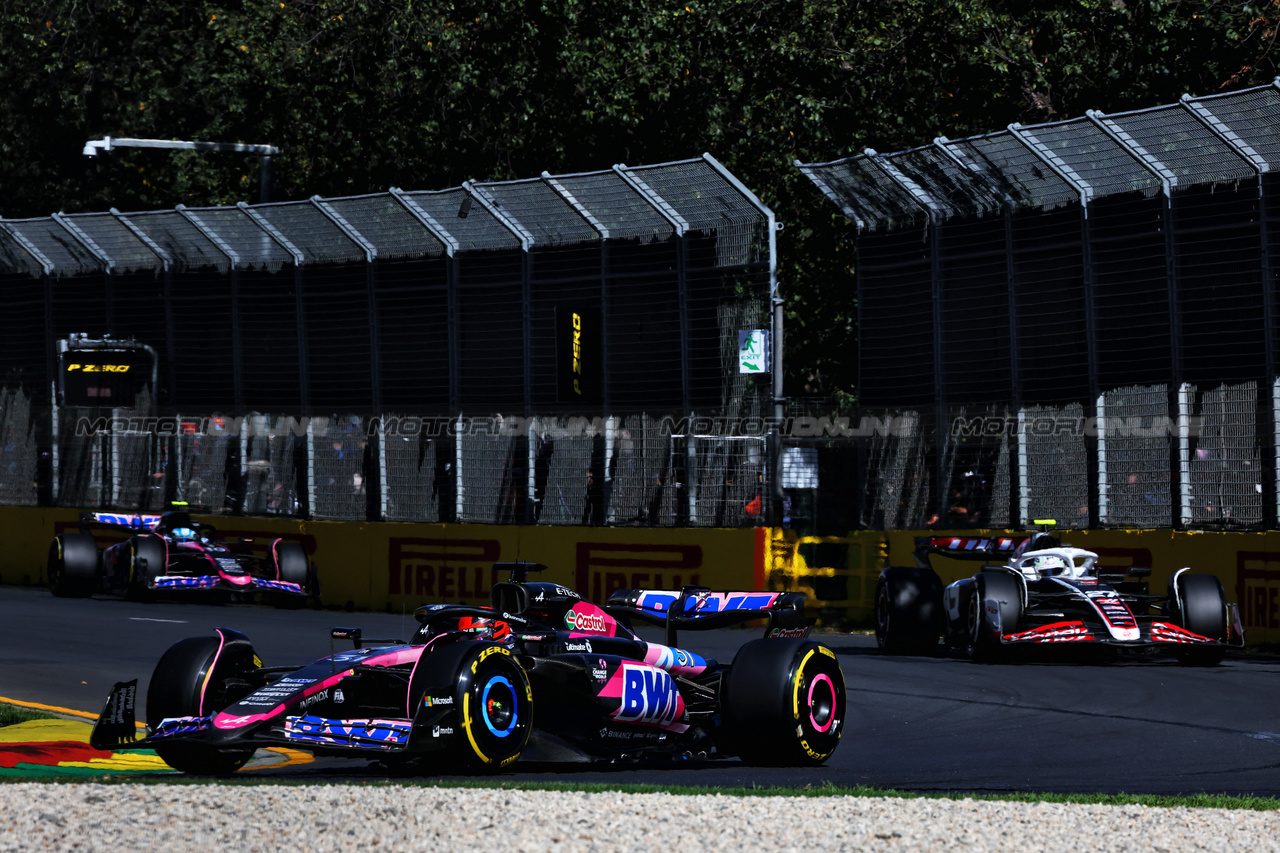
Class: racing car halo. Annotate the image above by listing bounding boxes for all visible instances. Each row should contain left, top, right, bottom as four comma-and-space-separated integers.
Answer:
874, 524, 1244, 664
90, 562, 846, 774
48, 507, 316, 604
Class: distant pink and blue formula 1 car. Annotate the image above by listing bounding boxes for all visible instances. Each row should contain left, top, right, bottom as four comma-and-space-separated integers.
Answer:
48, 509, 315, 604
90, 562, 845, 774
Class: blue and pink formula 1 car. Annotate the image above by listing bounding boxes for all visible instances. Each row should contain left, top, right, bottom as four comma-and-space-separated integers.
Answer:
90, 562, 846, 773
48, 509, 316, 604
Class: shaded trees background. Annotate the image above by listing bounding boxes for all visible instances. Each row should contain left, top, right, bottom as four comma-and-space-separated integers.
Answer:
2, 0, 1276, 400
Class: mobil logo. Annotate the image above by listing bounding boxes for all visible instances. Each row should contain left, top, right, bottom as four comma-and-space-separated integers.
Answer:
608, 663, 685, 729
564, 602, 616, 636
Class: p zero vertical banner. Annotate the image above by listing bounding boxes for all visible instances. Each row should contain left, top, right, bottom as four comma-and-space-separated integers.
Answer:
556, 305, 601, 405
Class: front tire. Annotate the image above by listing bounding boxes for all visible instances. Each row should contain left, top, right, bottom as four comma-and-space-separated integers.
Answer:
967, 572, 1023, 662
1174, 573, 1227, 667
719, 638, 846, 766
48, 534, 99, 598
271, 541, 311, 609
146, 635, 258, 775
410, 642, 532, 771
874, 567, 944, 655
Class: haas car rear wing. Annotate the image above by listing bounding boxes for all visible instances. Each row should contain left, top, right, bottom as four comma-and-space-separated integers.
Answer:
606, 586, 811, 646
912, 534, 1056, 569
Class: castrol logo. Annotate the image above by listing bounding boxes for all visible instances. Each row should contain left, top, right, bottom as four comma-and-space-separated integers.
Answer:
565, 608, 609, 634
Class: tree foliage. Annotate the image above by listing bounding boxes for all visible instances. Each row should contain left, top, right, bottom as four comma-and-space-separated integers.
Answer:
2, 0, 1276, 398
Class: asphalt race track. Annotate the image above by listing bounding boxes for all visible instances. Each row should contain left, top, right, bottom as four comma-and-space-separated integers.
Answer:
4, 583, 1280, 795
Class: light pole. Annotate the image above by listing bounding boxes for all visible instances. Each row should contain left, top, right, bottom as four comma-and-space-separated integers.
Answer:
83, 136, 280, 203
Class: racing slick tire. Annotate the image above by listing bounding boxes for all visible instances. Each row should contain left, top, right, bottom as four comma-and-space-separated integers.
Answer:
146, 635, 258, 775
126, 535, 166, 601
48, 534, 99, 598
410, 641, 533, 771
874, 566, 944, 655
1173, 573, 1227, 667
271, 541, 310, 609
719, 638, 846, 766
967, 572, 1023, 663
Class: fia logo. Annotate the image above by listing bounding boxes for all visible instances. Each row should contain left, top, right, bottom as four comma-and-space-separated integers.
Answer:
333, 689, 345, 704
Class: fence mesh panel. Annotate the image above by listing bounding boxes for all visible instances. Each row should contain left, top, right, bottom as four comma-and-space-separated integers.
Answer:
608, 414, 673, 526
859, 411, 932, 529
183, 207, 294, 272
241, 414, 303, 517
532, 418, 596, 525
944, 131, 1079, 210
177, 415, 235, 513
5, 219, 103, 277
310, 415, 368, 521
1021, 403, 1089, 529
382, 418, 441, 523
1100, 385, 1172, 528
1188, 382, 1263, 526
1104, 105, 1255, 188
0, 389, 37, 506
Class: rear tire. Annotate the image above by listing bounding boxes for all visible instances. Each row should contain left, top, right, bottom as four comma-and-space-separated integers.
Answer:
1174, 574, 1227, 667
967, 572, 1023, 663
874, 567, 944, 655
146, 636, 257, 775
48, 534, 99, 598
127, 535, 166, 601
410, 642, 532, 771
720, 638, 846, 766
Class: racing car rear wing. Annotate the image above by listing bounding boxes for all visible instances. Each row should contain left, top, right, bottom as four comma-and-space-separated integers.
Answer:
78, 511, 163, 533
605, 587, 810, 646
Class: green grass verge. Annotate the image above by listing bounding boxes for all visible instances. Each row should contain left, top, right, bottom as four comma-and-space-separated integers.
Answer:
0, 703, 60, 728
1, 774, 1277, 810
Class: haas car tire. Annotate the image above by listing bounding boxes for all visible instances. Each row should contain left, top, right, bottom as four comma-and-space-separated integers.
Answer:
146, 634, 259, 775
874, 567, 944, 655
48, 534, 99, 598
1173, 573, 1227, 667
411, 641, 532, 771
719, 638, 846, 766
127, 535, 166, 600
967, 572, 1022, 663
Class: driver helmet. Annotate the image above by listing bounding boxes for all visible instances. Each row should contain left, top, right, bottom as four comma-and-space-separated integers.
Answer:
1028, 554, 1067, 575
169, 526, 199, 542
456, 615, 511, 642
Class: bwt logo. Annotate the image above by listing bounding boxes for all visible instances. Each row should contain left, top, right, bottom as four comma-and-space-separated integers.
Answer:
388, 538, 502, 598
574, 542, 702, 602
615, 664, 681, 727
1236, 551, 1280, 630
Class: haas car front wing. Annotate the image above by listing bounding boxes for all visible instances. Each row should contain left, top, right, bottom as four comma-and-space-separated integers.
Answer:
970, 592, 1247, 650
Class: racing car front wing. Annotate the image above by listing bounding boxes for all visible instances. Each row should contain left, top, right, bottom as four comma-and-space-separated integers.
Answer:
975, 597, 1246, 650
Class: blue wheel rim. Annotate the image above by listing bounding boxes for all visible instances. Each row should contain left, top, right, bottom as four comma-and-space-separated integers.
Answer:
481, 675, 518, 737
